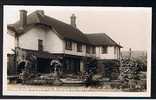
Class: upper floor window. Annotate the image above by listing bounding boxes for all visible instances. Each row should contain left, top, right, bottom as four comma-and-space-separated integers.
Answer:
65, 40, 72, 50
102, 46, 107, 54
38, 39, 43, 51
92, 46, 96, 54
77, 43, 82, 52
86, 45, 91, 54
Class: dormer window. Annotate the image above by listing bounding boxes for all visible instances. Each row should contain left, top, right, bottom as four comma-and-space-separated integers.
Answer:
77, 43, 82, 52
65, 40, 72, 50
102, 46, 107, 54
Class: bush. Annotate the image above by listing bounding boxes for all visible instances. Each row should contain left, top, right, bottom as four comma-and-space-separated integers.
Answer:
119, 58, 146, 91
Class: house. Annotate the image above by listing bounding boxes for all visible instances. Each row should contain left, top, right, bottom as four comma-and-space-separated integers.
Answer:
7, 10, 122, 76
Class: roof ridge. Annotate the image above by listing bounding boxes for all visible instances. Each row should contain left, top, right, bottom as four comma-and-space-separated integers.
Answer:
44, 15, 74, 29
43, 15, 85, 34
85, 33, 108, 35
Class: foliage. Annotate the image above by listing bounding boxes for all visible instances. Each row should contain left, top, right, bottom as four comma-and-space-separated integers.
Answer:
102, 60, 120, 80
135, 56, 147, 72
119, 57, 146, 91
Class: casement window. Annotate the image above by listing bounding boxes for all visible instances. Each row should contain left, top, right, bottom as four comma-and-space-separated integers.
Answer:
86, 45, 91, 54
38, 39, 43, 51
77, 43, 82, 52
65, 40, 72, 50
102, 46, 107, 54
92, 46, 96, 54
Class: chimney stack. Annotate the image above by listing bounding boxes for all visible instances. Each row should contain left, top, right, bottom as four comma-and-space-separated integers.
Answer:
71, 14, 76, 28
19, 10, 27, 28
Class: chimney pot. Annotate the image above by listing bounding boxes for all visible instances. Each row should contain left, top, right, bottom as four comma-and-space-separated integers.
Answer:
71, 14, 76, 28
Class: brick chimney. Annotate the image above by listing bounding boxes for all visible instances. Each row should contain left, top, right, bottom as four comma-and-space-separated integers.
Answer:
19, 10, 27, 28
70, 14, 76, 28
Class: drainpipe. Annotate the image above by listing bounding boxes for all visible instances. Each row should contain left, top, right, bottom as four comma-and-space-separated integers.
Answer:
15, 35, 19, 75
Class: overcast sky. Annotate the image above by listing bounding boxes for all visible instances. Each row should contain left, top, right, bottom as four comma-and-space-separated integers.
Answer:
4, 6, 152, 52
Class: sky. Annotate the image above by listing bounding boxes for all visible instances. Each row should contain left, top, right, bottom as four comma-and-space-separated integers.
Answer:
4, 6, 152, 53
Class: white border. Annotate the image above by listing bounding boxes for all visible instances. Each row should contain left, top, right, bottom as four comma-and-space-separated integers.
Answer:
3, 5, 152, 97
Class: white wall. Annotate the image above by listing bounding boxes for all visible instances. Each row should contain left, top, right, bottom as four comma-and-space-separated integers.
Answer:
18, 25, 64, 53
64, 41, 87, 56
19, 26, 46, 50
14, 25, 120, 59
14, 25, 96, 57
96, 46, 119, 59
6, 29, 15, 54
44, 30, 64, 53
64, 41, 96, 57
116, 47, 120, 59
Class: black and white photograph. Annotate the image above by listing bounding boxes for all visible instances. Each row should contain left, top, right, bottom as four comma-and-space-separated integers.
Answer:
3, 5, 151, 97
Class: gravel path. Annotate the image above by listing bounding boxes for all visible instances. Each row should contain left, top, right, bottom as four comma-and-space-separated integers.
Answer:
7, 84, 122, 92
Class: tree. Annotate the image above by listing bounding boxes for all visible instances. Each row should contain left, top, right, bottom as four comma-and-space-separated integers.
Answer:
119, 58, 140, 90
119, 48, 142, 91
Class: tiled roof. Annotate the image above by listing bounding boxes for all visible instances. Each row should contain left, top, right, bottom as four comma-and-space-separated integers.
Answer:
86, 33, 122, 47
7, 10, 122, 47
7, 11, 90, 44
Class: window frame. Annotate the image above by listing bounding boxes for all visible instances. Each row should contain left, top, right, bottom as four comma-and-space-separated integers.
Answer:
102, 46, 107, 54
65, 40, 72, 50
38, 39, 43, 51
77, 43, 82, 52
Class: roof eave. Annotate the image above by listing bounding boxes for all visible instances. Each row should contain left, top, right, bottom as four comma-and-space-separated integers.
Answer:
7, 25, 17, 36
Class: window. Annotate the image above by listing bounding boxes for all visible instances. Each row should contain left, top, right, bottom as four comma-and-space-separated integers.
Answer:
92, 46, 96, 54
86, 45, 91, 54
65, 41, 72, 50
77, 43, 82, 52
102, 46, 107, 54
38, 39, 43, 51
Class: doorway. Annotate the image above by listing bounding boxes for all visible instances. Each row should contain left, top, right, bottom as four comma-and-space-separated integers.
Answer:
37, 58, 51, 73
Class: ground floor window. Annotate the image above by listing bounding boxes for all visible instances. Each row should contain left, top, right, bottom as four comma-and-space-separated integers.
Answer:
64, 57, 80, 74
